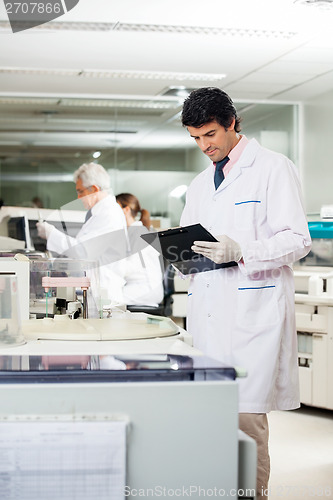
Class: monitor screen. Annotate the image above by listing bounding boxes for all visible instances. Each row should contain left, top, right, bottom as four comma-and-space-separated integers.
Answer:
7, 216, 26, 242
28, 219, 83, 252
7, 216, 31, 249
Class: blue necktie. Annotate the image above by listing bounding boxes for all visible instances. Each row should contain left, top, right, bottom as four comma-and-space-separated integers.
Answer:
214, 156, 229, 190
84, 209, 92, 223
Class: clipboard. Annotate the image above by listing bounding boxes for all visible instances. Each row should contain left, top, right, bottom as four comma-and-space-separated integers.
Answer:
140, 223, 237, 275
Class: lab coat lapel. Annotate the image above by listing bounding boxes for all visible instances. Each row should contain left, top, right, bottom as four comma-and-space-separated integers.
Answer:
215, 163, 242, 192
215, 138, 260, 193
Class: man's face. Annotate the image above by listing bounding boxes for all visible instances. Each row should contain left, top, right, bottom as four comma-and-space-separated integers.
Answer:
187, 119, 238, 163
75, 177, 95, 210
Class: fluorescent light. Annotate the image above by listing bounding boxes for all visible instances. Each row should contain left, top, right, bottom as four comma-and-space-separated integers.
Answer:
0, 20, 297, 39
0, 67, 226, 83
0, 21, 118, 32
0, 141, 23, 145
118, 23, 296, 40
82, 70, 227, 81
294, 0, 333, 8
169, 185, 188, 198
1, 173, 73, 182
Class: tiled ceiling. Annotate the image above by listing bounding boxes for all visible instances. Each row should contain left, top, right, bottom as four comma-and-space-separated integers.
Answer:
0, 0, 333, 159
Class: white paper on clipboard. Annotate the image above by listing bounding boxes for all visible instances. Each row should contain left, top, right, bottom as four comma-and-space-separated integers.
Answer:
0, 419, 127, 500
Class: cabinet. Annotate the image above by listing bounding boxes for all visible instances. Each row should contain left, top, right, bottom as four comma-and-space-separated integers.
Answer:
295, 268, 333, 410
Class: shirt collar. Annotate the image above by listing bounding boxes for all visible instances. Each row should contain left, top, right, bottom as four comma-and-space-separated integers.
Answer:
228, 135, 249, 163
214, 135, 249, 178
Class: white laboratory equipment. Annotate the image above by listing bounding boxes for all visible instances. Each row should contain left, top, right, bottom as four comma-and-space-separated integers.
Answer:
294, 220, 333, 410
0, 205, 85, 253
0, 257, 30, 320
0, 247, 256, 499
29, 258, 101, 320
0, 353, 256, 500
0, 274, 26, 347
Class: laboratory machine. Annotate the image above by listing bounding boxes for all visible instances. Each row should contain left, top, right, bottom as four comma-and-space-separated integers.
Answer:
0, 204, 85, 253
0, 242, 256, 499
294, 218, 333, 410
0, 353, 256, 500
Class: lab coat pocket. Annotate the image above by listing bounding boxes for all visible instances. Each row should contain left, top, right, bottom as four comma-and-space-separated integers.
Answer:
236, 281, 280, 329
234, 199, 261, 231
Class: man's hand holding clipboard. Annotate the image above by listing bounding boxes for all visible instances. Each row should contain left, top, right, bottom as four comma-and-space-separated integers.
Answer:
141, 224, 238, 275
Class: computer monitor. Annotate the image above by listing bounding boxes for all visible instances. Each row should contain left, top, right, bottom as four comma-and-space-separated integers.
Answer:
7, 216, 34, 250
28, 219, 82, 252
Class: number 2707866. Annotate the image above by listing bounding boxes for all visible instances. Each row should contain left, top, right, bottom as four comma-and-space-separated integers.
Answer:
5, 2, 62, 15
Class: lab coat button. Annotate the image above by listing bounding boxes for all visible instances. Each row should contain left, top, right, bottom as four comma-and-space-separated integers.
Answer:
208, 313, 211, 318
206, 283, 210, 288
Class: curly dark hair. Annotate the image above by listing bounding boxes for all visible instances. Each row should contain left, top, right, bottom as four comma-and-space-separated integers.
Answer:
181, 87, 241, 132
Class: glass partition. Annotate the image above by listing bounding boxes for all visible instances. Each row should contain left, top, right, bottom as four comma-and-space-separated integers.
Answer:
0, 95, 298, 225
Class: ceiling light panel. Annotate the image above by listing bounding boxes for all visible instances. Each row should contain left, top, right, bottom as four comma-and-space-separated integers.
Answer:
0, 67, 78, 77
0, 118, 147, 127
0, 20, 297, 39
0, 97, 60, 106
0, 67, 226, 83
116, 23, 296, 39
0, 95, 181, 112
293, 0, 333, 9
0, 21, 118, 31
59, 99, 179, 111
81, 70, 226, 81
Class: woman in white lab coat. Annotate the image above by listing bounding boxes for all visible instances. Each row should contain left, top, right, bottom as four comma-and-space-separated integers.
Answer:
115, 193, 164, 306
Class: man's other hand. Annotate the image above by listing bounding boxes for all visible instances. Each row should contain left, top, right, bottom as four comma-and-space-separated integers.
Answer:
192, 235, 242, 264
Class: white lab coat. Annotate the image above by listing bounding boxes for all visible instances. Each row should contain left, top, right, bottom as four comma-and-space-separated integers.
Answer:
112, 221, 164, 306
47, 195, 128, 304
180, 138, 311, 413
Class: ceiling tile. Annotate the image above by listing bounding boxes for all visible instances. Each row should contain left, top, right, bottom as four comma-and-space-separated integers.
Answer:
1, 0, 333, 155
281, 47, 333, 64
225, 81, 289, 93
271, 72, 333, 100
255, 60, 333, 76
239, 71, 314, 86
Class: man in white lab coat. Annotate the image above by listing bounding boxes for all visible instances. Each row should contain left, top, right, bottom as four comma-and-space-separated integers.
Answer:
180, 87, 311, 498
37, 162, 128, 307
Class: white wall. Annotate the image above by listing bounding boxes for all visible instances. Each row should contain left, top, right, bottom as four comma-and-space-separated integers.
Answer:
185, 147, 209, 173
302, 89, 333, 216
242, 105, 297, 162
